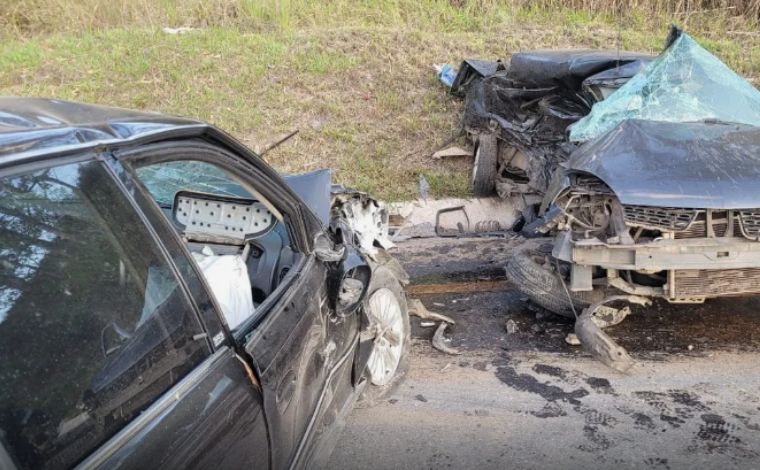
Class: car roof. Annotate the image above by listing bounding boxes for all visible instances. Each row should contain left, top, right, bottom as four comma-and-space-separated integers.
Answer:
0, 97, 206, 162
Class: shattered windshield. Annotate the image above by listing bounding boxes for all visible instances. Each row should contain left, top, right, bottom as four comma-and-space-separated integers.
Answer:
135, 161, 249, 207
569, 30, 760, 142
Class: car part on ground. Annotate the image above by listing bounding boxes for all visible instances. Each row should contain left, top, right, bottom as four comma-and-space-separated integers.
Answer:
575, 307, 635, 373
452, 47, 652, 197
431, 322, 461, 355
408, 298, 460, 355
408, 298, 455, 324
574, 295, 650, 373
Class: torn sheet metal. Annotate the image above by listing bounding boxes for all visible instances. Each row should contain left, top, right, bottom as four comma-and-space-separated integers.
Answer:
331, 187, 394, 260
432, 322, 461, 355
408, 298, 455, 324
570, 28, 760, 142
455, 49, 652, 194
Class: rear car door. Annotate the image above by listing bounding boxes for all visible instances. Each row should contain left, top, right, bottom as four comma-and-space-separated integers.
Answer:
0, 157, 269, 469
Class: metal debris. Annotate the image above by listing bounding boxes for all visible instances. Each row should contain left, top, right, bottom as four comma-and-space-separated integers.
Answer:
574, 295, 649, 373
408, 298, 455, 324
575, 311, 634, 373
432, 146, 472, 159
591, 305, 631, 329
565, 333, 581, 346
432, 322, 461, 355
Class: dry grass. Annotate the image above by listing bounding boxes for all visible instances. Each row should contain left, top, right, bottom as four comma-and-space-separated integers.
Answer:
2, 0, 759, 36
1, 2, 758, 200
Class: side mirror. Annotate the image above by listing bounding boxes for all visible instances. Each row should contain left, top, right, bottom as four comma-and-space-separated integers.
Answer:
329, 251, 371, 317
314, 231, 345, 263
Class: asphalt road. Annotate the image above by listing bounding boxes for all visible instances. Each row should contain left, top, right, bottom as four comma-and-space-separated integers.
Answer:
327, 237, 760, 470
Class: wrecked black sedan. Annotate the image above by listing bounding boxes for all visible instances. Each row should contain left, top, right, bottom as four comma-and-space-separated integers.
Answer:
503, 29, 760, 369
0, 98, 409, 469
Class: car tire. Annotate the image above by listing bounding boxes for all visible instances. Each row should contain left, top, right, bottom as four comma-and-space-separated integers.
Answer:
357, 265, 410, 407
506, 246, 603, 318
471, 132, 498, 197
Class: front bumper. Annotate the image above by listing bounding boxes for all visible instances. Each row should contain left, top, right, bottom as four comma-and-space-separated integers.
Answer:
562, 236, 760, 301
571, 237, 760, 271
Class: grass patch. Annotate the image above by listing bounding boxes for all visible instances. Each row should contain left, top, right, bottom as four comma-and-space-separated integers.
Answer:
1, 3, 758, 200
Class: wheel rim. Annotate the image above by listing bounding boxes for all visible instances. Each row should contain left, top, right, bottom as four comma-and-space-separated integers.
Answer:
365, 288, 404, 386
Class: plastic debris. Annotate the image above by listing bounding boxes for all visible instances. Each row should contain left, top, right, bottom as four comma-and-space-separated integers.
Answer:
418, 175, 430, 201
434, 64, 457, 88
505, 319, 518, 334
162, 26, 197, 35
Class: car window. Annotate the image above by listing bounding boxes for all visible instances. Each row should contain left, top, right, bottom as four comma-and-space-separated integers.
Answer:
136, 161, 250, 207
132, 159, 301, 333
0, 161, 209, 470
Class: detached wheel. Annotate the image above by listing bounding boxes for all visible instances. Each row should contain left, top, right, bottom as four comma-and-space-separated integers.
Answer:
359, 266, 410, 405
471, 132, 498, 196
506, 246, 603, 318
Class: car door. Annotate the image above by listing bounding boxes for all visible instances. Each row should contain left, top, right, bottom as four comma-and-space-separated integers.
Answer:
113, 138, 360, 469
0, 156, 270, 470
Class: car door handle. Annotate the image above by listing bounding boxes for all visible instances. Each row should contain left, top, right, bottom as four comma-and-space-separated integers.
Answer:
276, 370, 297, 412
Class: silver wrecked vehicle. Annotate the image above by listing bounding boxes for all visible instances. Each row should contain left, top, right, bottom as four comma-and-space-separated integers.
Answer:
506, 28, 760, 370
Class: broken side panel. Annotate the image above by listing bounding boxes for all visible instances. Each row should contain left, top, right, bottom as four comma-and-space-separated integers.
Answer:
569, 29, 760, 142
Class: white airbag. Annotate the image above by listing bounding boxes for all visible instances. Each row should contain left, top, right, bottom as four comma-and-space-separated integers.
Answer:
192, 246, 254, 330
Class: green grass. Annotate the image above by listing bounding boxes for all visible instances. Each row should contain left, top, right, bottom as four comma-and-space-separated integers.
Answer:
1, 2, 758, 200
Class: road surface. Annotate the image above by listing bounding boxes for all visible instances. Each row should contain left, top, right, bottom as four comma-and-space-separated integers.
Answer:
327, 237, 760, 470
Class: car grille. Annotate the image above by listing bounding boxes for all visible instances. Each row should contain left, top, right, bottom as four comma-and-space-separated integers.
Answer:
739, 211, 760, 239
623, 205, 699, 231
672, 212, 742, 239
673, 268, 760, 297
623, 206, 760, 241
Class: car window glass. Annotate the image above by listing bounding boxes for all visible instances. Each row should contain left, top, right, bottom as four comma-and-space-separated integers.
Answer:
0, 161, 209, 470
137, 161, 249, 208
133, 160, 300, 332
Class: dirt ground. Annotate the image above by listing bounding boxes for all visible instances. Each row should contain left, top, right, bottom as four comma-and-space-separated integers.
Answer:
327, 236, 760, 470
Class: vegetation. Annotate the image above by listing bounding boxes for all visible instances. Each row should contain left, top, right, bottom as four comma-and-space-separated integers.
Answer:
1, 1, 758, 200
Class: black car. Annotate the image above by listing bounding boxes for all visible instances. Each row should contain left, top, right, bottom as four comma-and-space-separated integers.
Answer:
0, 98, 410, 469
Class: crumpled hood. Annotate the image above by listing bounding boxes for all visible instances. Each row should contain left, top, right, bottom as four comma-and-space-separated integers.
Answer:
282, 169, 332, 224
566, 120, 760, 209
